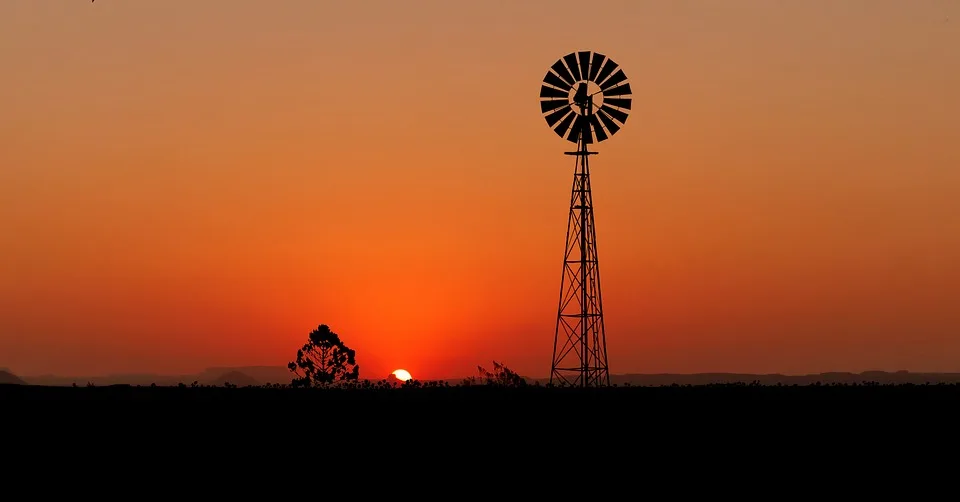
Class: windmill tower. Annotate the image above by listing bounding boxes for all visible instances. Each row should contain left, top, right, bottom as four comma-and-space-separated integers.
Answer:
539, 51, 632, 388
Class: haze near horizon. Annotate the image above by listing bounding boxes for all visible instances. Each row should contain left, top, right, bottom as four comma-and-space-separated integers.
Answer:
1, 1, 958, 380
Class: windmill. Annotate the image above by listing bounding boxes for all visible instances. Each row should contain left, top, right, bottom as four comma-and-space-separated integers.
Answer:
539, 51, 632, 387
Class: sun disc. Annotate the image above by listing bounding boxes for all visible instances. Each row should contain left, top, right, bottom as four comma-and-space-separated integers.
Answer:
392, 369, 412, 381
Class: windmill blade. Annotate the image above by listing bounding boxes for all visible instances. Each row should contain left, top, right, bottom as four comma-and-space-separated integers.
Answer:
577, 51, 591, 81
602, 83, 632, 97
567, 114, 591, 143
588, 114, 609, 142
593, 58, 617, 86
543, 70, 571, 91
554, 111, 577, 138
600, 69, 627, 90
596, 109, 621, 135
588, 52, 605, 81
565, 116, 581, 142
563, 53, 581, 81
600, 104, 628, 124
544, 106, 573, 128
604, 98, 632, 110
583, 124, 595, 144
551, 59, 576, 86
540, 85, 568, 99
541, 99, 570, 113
584, 118, 595, 144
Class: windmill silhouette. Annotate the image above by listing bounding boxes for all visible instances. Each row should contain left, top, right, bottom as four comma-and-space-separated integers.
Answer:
539, 51, 632, 387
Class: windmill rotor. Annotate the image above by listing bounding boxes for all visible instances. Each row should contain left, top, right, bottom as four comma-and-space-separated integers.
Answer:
539, 50, 632, 144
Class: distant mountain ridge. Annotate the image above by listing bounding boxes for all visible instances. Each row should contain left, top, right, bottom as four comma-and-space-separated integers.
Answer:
0, 370, 27, 385
208, 370, 260, 387
21, 367, 289, 387
596, 371, 960, 386
13, 367, 960, 387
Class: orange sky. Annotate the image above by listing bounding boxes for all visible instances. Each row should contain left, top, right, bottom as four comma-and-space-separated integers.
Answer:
1, 1, 958, 379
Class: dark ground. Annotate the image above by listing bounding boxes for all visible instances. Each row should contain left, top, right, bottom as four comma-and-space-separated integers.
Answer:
4, 382, 954, 455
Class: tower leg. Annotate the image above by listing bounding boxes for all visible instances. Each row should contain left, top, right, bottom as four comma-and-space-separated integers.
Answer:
550, 132, 609, 387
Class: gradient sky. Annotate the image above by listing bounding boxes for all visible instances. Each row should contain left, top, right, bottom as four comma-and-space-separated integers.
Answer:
2, 1, 958, 380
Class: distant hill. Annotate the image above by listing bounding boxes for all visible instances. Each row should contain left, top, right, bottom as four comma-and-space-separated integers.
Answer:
25, 373, 189, 387
0, 370, 27, 385
443, 370, 960, 387
537, 371, 960, 386
22, 366, 295, 387
16, 367, 960, 387
197, 366, 291, 386
207, 371, 259, 387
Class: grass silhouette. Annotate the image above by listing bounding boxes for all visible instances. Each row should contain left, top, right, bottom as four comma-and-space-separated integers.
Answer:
4, 380, 959, 404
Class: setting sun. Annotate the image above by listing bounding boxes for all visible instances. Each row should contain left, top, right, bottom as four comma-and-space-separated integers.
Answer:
392, 369, 412, 382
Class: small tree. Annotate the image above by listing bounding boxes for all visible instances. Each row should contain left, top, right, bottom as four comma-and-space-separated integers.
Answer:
288, 324, 360, 388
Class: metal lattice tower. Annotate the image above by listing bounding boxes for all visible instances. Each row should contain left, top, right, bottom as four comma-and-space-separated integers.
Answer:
538, 51, 632, 387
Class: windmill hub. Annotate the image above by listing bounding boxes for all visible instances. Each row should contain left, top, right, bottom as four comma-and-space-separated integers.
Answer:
570, 81, 603, 114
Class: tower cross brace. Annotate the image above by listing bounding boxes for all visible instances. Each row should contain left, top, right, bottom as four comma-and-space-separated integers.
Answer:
550, 95, 610, 388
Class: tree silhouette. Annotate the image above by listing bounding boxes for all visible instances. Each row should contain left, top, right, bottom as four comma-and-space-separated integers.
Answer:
288, 324, 360, 388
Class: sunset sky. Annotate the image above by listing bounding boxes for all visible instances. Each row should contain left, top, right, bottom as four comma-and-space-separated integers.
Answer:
2, 1, 958, 380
